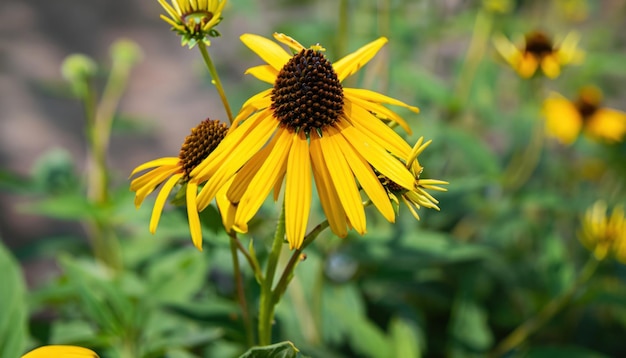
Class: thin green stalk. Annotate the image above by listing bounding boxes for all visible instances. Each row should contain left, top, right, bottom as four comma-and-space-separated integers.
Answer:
197, 42, 234, 124
490, 256, 600, 356
258, 206, 286, 346
230, 232, 254, 347
336, 0, 349, 58
233, 234, 264, 284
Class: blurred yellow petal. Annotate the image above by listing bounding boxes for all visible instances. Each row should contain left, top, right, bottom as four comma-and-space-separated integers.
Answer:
543, 94, 583, 145
493, 34, 522, 68
517, 53, 539, 78
541, 54, 561, 78
586, 108, 626, 143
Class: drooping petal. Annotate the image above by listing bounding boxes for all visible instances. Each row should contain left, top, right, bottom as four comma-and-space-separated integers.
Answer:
517, 53, 539, 78
216, 176, 237, 231
310, 136, 348, 237
245, 65, 279, 84
493, 34, 522, 68
334, 37, 388, 81
130, 157, 179, 177
285, 131, 312, 249
344, 98, 412, 158
336, 120, 415, 190
186, 181, 203, 251
542, 94, 583, 145
234, 128, 292, 228
233, 88, 273, 129
334, 135, 395, 223
557, 31, 584, 64
240, 33, 292, 71
149, 173, 183, 233
319, 127, 367, 234
133, 166, 179, 208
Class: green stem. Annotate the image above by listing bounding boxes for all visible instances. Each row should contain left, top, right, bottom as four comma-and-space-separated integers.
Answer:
490, 256, 600, 356
233, 233, 264, 284
258, 205, 286, 346
336, 0, 349, 58
197, 42, 234, 124
230, 232, 254, 347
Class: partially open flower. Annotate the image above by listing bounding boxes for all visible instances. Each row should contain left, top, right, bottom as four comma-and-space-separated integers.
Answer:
493, 30, 584, 78
580, 201, 626, 263
157, 0, 227, 48
543, 86, 626, 145
130, 118, 229, 250
379, 137, 448, 219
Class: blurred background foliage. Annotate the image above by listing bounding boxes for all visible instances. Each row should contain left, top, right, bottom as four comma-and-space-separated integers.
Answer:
2, 0, 626, 357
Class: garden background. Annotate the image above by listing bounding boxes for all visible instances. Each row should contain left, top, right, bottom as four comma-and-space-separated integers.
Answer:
2, 0, 626, 357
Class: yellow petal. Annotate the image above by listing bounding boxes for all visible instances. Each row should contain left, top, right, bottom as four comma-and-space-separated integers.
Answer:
149, 173, 182, 234
344, 92, 414, 134
245, 64, 279, 84
586, 108, 626, 143
186, 181, 203, 251
157, 0, 181, 21
234, 88, 273, 129
273, 32, 306, 52
240, 33, 292, 71
130, 157, 179, 177
22, 345, 99, 358
216, 177, 237, 231
285, 131, 312, 249
541, 54, 561, 78
557, 31, 584, 64
310, 136, 348, 237
319, 127, 367, 234
194, 111, 277, 210
542, 94, 582, 145
227, 134, 277, 203
234, 128, 292, 227
344, 97, 412, 158
517, 53, 539, 78
335, 135, 395, 223
334, 37, 388, 82
336, 120, 414, 190
493, 34, 523, 67
132, 166, 179, 208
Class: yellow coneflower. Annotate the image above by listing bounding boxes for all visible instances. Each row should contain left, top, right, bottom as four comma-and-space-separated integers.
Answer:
580, 201, 626, 263
157, 0, 227, 48
191, 33, 421, 249
379, 137, 448, 219
22, 345, 98, 358
543, 86, 626, 145
130, 118, 229, 251
493, 30, 584, 78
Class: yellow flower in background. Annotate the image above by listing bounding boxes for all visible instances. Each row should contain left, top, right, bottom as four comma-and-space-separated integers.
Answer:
580, 201, 626, 263
493, 30, 584, 78
482, 0, 513, 13
22, 345, 98, 358
157, 0, 227, 47
380, 137, 448, 220
543, 86, 626, 145
191, 33, 421, 249
130, 118, 229, 251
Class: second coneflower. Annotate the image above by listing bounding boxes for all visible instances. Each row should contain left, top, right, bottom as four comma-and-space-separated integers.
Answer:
130, 118, 229, 250
493, 30, 584, 78
580, 201, 626, 263
191, 33, 423, 249
543, 86, 626, 145
379, 137, 448, 219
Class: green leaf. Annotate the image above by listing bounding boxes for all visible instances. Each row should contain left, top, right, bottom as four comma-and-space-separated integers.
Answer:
0, 240, 28, 358
390, 317, 422, 358
145, 248, 209, 304
239, 341, 302, 358
449, 296, 493, 355
525, 345, 610, 358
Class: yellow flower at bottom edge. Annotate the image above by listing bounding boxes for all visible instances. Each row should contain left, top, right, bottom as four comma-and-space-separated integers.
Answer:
493, 30, 584, 78
379, 137, 448, 219
191, 33, 422, 250
543, 86, 626, 145
130, 118, 229, 251
580, 201, 626, 263
22, 345, 98, 358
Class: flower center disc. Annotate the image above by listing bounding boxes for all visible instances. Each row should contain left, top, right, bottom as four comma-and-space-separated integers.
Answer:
524, 32, 554, 56
179, 118, 228, 179
271, 49, 344, 134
